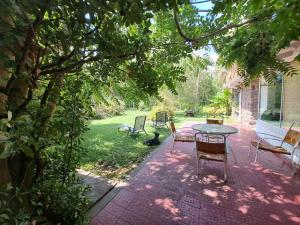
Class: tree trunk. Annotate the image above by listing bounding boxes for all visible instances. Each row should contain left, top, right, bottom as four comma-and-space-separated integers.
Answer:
0, 160, 12, 185
38, 73, 65, 135
194, 72, 200, 112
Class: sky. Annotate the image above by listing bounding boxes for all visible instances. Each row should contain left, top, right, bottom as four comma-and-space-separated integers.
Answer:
194, 48, 219, 62
192, 0, 219, 62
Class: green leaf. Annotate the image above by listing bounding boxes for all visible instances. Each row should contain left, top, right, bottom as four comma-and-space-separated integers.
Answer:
0, 214, 9, 220
0, 141, 15, 159
7, 111, 12, 121
22, 146, 34, 158
0, 131, 8, 142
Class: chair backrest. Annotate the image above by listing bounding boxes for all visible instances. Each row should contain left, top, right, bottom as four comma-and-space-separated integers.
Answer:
195, 132, 226, 154
134, 116, 146, 131
156, 111, 167, 124
169, 121, 176, 133
283, 121, 300, 147
207, 118, 224, 125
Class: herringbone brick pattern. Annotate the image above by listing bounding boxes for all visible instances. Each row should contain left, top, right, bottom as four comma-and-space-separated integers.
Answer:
91, 123, 300, 225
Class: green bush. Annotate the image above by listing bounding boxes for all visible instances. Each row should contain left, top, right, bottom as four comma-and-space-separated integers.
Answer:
33, 77, 90, 225
202, 105, 226, 117
0, 179, 89, 225
0, 183, 32, 225
197, 105, 203, 115
138, 101, 149, 111
148, 105, 175, 121
92, 101, 125, 119
202, 88, 232, 116
32, 177, 89, 225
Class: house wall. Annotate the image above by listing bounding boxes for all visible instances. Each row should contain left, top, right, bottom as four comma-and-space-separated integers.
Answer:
282, 61, 300, 128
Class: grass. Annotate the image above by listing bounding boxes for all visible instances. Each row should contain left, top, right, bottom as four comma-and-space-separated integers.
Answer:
80, 110, 169, 180
173, 111, 236, 126
80, 110, 236, 180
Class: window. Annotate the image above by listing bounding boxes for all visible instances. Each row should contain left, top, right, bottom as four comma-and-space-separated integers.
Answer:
259, 74, 283, 126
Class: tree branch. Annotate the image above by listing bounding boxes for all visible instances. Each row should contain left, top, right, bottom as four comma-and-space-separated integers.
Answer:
83, 26, 99, 37
0, 86, 7, 95
40, 26, 100, 71
173, 9, 264, 43
195, 9, 211, 13
189, 0, 211, 4
40, 50, 76, 70
40, 78, 54, 108
15, 88, 33, 115
40, 53, 135, 75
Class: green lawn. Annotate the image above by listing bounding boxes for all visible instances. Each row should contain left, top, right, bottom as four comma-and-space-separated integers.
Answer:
172, 111, 236, 126
80, 110, 169, 180
80, 110, 235, 180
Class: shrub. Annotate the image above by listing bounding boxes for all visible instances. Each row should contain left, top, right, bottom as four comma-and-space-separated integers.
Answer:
202, 88, 232, 116
0, 183, 32, 225
92, 101, 125, 119
197, 105, 203, 115
138, 101, 152, 111
202, 105, 226, 117
32, 177, 89, 225
148, 105, 175, 121
34, 77, 90, 225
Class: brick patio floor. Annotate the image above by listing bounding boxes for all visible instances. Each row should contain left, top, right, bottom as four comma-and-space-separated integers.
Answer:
91, 123, 300, 225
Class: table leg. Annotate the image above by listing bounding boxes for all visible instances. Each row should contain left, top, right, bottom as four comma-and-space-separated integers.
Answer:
226, 142, 237, 165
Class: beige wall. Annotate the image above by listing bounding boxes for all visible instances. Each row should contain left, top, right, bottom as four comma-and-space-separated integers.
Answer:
282, 61, 300, 128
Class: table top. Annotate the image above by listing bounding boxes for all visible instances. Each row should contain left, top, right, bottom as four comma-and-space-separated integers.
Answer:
191, 124, 238, 135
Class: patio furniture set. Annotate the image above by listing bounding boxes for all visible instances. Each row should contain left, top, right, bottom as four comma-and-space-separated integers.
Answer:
118, 113, 300, 181
171, 119, 300, 182
169, 118, 238, 182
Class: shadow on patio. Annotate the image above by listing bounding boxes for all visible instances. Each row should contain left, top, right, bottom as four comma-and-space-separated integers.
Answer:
91, 123, 300, 225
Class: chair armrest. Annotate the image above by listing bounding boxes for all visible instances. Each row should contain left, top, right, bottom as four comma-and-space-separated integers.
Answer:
176, 127, 193, 130
176, 130, 195, 135
118, 125, 133, 131
180, 126, 193, 129
257, 137, 282, 145
177, 127, 194, 131
291, 143, 300, 154
255, 132, 282, 140
176, 128, 195, 133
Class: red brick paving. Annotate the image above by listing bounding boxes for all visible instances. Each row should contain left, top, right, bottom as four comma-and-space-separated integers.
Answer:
91, 123, 300, 225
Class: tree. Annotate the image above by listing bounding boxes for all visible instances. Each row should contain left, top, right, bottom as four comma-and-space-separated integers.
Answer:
176, 56, 220, 111
174, 0, 300, 83
0, 1, 193, 223
0, 0, 189, 182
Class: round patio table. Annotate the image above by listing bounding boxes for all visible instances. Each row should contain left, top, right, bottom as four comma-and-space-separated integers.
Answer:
191, 124, 238, 164
191, 124, 238, 135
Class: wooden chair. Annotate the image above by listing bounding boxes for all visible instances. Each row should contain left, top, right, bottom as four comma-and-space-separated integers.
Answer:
249, 121, 300, 175
169, 121, 195, 152
118, 116, 147, 136
206, 117, 238, 164
153, 111, 168, 128
195, 132, 228, 182
206, 118, 224, 125
206, 117, 224, 142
